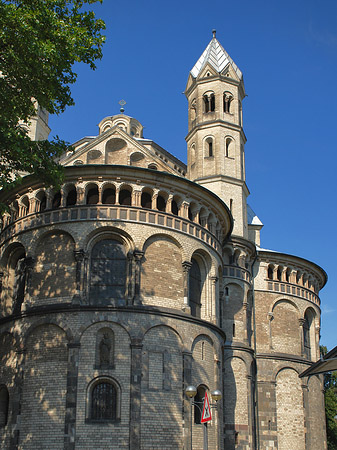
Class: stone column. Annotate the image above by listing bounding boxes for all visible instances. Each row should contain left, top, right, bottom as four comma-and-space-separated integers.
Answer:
73, 250, 85, 304
64, 342, 81, 450
182, 261, 192, 313
180, 201, 189, 219
127, 253, 133, 304
210, 276, 218, 324
130, 339, 143, 450
133, 251, 144, 305
9, 346, 25, 450
243, 300, 249, 343
134, 190, 142, 207
299, 318, 305, 357
268, 312, 274, 350
183, 352, 193, 450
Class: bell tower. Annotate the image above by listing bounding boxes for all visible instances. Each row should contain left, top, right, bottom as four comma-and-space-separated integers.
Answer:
185, 30, 249, 238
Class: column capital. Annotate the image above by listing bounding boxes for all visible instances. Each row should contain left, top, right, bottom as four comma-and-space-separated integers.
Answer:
182, 261, 192, 272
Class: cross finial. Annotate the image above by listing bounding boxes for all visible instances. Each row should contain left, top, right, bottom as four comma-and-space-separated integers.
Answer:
212, 29, 216, 38
119, 99, 126, 114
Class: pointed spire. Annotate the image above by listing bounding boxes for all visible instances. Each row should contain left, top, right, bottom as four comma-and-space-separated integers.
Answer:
190, 31, 242, 80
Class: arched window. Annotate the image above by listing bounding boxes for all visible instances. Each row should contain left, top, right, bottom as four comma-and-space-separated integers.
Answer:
52, 191, 61, 209
277, 267, 282, 281
87, 186, 99, 205
66, 186, 77, 207
171, 199, 179, 216
205, 137, 214, 158
225, 138, 231, 157
156, 195, 166, 212
21, 196, 30, 216
194, 385, 206, 424
203, 93, 215, 113
267, 265, 273, 280
141, 192, 152, 209
90, 380, 117, 421
36, 191, 46, 212
0, 386, 9, 427
303, 314, 311, 358
90, 239, 127, 302
189, 258, 202, 318
102, 187, 116, 205
119, 189, 131, 206
223, 92, 233, 113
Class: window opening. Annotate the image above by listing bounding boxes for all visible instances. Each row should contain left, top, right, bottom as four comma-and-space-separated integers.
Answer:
52, 192, 61, 209
208, 141, 213, 157
189, 258, 202, 318
91, 382, 117, 420
102, 188, 116, 205
119, 189, 131, 206
267, 266, 273, 280
233, 323, 236, 337
156, 195, 166, 212
171, 200, 179, 216
66, 188, 77, 207
87, 187, 99, 205
141, 192, 152, 209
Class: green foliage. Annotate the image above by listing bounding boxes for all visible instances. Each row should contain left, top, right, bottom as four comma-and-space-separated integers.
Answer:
321, 346, 337, 450
0, 0, 105, 191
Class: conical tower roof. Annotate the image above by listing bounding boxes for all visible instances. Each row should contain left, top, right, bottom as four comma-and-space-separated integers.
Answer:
190, 30, 242, 80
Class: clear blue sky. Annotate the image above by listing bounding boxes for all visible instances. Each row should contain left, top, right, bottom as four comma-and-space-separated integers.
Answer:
50, 0, 337, 351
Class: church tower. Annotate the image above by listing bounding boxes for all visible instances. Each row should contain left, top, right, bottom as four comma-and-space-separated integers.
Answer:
185, 31, 248, 238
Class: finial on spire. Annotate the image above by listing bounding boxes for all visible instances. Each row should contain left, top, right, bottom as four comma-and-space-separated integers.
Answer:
212, 29, 216, 38
119, 99, 126, 114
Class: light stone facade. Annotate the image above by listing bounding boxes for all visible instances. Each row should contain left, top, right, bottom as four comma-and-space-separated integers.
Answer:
0, 33, 327, 449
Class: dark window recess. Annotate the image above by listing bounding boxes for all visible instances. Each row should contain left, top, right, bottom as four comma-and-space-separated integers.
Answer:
208, 141, 213, 157
157, 195, 166, 212
119, 189, 131, 206
171, 200, 179, 216
52, 192, 61, 209
210, 94, 215, 111
91, 382, 117, 420
66, 189, 77, 207
204, 96, 210, 113
141, 192, 152, 209
188, 207, 193, 221
87, 187, 99, 205
102, 188, 116, 205
39, 195, 47, 212
189, 258, 202, 318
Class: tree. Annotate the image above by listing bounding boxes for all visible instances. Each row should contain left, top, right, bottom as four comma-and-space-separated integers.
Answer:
0, 0, 105, 197
321, 346, 337, 450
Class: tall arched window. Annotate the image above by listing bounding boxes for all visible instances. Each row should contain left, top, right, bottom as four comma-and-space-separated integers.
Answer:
0, 386, 9, 427
189, 258, 202, 318
90, 380, 117, 421
156, 195, 166, 212
205, 137, 214, 157
90, 239, 127, 302
223, 92, 233, 113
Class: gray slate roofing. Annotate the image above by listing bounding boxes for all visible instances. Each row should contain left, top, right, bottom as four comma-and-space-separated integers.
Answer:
190, 33, 242, 80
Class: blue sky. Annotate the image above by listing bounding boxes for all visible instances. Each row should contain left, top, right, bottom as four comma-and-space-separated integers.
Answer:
50, 0, 337, 351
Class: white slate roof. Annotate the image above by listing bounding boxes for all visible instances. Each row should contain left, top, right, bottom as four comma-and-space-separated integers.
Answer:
190, 33, 242, 80
247, 204, 263, 226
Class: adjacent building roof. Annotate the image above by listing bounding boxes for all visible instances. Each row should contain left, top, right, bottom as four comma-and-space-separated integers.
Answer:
190, 30, 242, 80
300, 346, 337, 378
247, 204, 263, 226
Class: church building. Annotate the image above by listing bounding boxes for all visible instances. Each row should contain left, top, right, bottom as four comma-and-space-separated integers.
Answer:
0, 31, 327, 450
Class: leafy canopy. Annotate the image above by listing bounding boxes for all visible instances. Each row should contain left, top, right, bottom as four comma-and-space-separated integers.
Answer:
0, 0, 105, 192
321, 346, 337, 450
